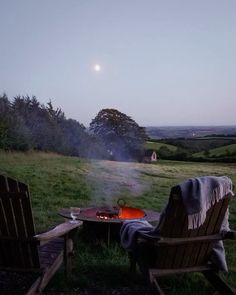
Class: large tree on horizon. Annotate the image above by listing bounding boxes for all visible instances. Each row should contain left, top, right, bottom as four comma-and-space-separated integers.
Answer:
89, 108, 147, 161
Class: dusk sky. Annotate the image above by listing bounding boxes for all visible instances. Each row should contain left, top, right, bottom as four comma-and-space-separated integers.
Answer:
0, 0, 235, 127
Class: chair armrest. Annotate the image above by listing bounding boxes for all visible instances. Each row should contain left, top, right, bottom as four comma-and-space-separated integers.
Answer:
138, 233, 224, 246
137, 230, 236, 247
34, 221, 82, 244
137, 232, 161, 246
138, 231, 161, 241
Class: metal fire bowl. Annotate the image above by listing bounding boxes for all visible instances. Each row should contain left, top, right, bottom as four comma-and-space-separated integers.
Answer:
59, 206, 160, 224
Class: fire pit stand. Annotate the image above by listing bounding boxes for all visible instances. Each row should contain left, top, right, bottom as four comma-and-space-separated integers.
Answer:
59, 207, 160, 245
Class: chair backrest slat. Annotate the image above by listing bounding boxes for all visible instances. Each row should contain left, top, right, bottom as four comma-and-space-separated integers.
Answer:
18, 181, 36, 237
157, 198, 188, 268
7, 178, 27, 238
0, 175, 40, 270
194, 197, 230, 266
0, 176, 16, 236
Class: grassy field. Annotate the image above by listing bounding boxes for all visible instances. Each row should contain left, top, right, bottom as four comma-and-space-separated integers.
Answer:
0, 151, 236, 294
193, 143, 236, 158
145, 141, 177, 152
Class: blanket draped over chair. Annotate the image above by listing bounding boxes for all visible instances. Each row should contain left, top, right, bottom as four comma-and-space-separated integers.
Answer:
120, 175, 234, 271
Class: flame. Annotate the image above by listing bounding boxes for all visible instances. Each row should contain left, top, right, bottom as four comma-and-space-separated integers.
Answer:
118, 207, 145, 219
96, 207, 145, 220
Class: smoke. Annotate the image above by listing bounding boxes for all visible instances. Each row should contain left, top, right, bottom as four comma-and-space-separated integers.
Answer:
85, 160, 149, 207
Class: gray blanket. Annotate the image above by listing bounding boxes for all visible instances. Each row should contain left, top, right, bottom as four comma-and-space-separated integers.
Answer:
120, 220, 153, 250
179, 175, 234, 230
120, 175, 234, 271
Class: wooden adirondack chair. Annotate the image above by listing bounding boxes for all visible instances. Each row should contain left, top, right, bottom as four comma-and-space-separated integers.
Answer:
129, 185, 236, 295
0, 174, 82, 294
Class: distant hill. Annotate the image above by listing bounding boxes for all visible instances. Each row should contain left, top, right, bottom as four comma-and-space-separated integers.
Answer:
161, 137, 236, 153
145, 126, 236, 139
193, 143, 236, 159
145, 141, 177, 152
145, 136, 236, 162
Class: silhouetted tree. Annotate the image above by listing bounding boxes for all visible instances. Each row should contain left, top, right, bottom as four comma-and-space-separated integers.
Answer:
0, 93, 11, 149
89, 108, 147, 161
0, 93, 92, 156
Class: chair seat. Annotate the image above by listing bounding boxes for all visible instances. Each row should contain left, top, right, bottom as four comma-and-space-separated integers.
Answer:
39, 238, 64, 269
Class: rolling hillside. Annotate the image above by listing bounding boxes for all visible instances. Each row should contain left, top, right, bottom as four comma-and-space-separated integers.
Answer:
145, 137, 236, 162
145, 141, 177, 152
193, 143, 236, 158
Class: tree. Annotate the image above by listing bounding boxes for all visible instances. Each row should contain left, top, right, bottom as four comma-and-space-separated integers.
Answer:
89, 109, 147, 161
0, 93, 11, 149
8, 95, 91, 155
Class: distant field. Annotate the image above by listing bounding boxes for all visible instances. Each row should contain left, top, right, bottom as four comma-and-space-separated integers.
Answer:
193, 143, 236, 158
145, 126, 236, 139
0, 151, 236, 294
145, 141, 177, 151
197, 136, 236, 140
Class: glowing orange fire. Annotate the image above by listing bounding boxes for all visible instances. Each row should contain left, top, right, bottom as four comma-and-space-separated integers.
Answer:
118, 207, 145, 219
96, 207, 145, 220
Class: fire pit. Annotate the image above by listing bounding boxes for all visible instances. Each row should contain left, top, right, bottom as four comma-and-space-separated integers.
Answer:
59, 201, 160, 245
84, 206, 146, 221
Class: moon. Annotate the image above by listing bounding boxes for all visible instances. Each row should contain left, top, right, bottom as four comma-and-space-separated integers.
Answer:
94, 64, 101, 72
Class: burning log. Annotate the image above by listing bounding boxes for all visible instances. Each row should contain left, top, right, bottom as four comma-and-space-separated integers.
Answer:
96, 207, 119, 220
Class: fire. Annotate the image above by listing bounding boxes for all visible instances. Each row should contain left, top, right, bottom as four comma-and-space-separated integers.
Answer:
96, 208, 119, 220
96, 206, 145, 220
118, 207, 145, 219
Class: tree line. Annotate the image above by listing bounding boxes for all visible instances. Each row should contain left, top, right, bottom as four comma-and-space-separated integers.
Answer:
0, 94, 147, 161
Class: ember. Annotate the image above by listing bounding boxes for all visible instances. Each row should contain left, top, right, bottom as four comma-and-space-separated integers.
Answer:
96, 207, 119, 219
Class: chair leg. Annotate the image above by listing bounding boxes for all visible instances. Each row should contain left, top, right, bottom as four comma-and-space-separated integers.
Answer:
149, 270, 165, 295
128, 251, 136, 274
64, 234, 74, 280
202, 270, 236, 295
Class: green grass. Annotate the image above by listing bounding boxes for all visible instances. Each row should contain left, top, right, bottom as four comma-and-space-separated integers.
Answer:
0, 151, 92, 230
196, 136, 236, 140
193, 143, 236, 158
145, 141, 177, 152
0, 151, 236, 294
